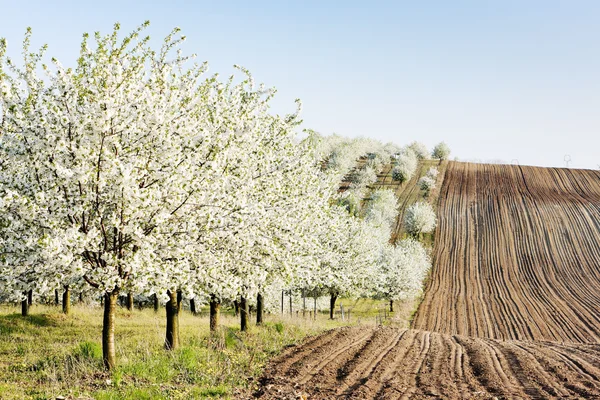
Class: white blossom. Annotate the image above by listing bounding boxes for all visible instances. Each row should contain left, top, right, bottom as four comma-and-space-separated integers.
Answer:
408, 142, 429, 160
392, 148, 418, 183
403, 202, 437, 236
432, 142, 451, 160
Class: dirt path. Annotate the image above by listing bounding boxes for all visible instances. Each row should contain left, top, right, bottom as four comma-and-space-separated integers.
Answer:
254, 162, 600, 399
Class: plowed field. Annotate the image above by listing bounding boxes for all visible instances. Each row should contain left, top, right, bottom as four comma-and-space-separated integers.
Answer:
413, 162, 600, 342
255, 162, 600, 399
256, 326, 600, 399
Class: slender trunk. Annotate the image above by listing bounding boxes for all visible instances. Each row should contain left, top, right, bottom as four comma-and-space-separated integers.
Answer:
126, 292, 134, 311
240, 296, 249, 332
390, 299, 394, 312
54, 289, 59, 306
21, 292, 29, 316
27, 289, 33, 306
165, 290, 180, 350
289, 291, 292, 315
302, 289, 306, 318
177, 290, 182, 313
329, 293, 338, 320
153, 293, 159, 313
313, 296, 317, 320
190, 298, 197, 315
102, 290, 118, 370
62, 286, 70, 315
209, 295, 220, 332
256, 293, 264, 325
79, 292, 83, 303
281, 290, 284, 314
233, 300, 239, 317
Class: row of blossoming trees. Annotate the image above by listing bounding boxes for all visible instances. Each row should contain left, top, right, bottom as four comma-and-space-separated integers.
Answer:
0, 23, 441, 370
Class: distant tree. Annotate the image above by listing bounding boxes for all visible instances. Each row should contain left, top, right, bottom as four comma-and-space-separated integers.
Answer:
418, 176, 436, 197
364, 189, 398, 238
432, 142, 451, 160
392, 148, 418, 183
403, 202, 437, 237
408, 142, 429, 160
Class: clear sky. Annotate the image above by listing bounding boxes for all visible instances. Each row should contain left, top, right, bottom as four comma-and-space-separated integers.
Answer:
2, 0, 599, 169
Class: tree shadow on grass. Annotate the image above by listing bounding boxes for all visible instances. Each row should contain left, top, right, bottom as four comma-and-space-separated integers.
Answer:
0, 313, 60, 334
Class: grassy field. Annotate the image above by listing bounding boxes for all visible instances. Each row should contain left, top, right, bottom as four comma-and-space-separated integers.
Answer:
0, 297, 407, 399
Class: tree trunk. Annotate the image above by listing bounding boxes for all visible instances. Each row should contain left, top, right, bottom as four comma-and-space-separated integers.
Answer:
314, 296, 317, 320
256, 293, 264, 325
79, 292, 84, 303
27, 289, 33, 306
233, 299, 239, 317
54, 289, 59, 306
289, 291, 292, 315
390, 299, 394, 312
153, 293, 159, 313
21, 292, 29, 316
126, 292, 134, 311
190, 298, 197, 315
302, 289, 306, 318
177, 290, 182, 313
102, 290, 118, 370
329, 293, 338, 320
62, 286, 70, 315
281, 290, 284, 314
165, 290, 180, 350
209, 295, 220, 332
240, 296, 249, 332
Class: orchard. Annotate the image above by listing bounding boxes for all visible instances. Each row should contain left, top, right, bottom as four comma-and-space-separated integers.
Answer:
0, 22, 440, 374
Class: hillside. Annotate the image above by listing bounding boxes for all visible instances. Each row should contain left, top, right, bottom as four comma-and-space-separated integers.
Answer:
413, 162, 600, 342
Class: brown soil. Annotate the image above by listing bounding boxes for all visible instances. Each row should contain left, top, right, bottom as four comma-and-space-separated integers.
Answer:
254, 162, 600, 399
413, 162, 600, 342
254, 326, 600, 399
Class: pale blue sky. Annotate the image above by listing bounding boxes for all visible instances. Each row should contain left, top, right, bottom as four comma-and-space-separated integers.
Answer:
2, 0, 599, 169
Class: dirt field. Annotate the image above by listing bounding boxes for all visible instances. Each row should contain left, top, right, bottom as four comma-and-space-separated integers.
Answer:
256, 326, 600, 399
255, 162, 600, 399
413, 162, 600, 342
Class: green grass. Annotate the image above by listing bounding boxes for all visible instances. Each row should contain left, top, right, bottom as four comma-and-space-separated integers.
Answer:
0, 298, 400, 399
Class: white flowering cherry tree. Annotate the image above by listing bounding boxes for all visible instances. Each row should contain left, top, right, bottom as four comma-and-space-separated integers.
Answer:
377, 239, 431, 311
432, 141, 451, 160
408, 141, 429, 160
403, 202, 437, 237
392, 148, 418, 183
0, 23, 220, 369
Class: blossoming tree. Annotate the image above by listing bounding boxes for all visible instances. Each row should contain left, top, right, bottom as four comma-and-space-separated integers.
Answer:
403, 202, 437, 237
0, 22, 226, 368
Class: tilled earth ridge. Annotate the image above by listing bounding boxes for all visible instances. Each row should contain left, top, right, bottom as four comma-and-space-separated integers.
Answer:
254, 326, 600, 399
